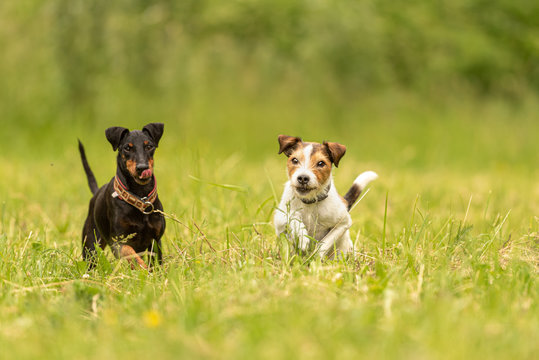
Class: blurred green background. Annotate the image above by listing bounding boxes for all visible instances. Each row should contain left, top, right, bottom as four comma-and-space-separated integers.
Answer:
1, 0, 538, 169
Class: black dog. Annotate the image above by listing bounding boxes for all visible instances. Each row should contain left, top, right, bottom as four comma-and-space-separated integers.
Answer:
79, 123, 165, 270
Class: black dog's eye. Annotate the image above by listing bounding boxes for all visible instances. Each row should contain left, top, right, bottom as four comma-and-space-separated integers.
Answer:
291, 158, 299, 164
123, 145, 132, 152
317, 161, 325, 167
145, 145, 154, 151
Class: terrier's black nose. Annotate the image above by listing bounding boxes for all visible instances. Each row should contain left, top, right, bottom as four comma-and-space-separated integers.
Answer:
136, 163, 149, 173
297, 175, 310, 185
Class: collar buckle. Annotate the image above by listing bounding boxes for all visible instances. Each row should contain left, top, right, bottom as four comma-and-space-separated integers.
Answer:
142, 201, 154, 215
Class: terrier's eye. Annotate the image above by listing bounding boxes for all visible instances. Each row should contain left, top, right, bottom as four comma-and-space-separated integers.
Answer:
317, 161, 326, 167
123, 145, 132, 152
291, 158, 299, 164
145, 145, 153, 151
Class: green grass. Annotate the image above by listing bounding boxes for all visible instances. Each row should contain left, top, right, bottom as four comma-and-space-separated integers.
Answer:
1, 94, 537, 359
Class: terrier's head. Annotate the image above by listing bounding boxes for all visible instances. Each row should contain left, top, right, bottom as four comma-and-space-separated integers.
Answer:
278, 135, 346, 201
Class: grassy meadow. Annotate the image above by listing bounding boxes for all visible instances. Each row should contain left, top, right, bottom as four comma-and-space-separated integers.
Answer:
1, 1, 538, 359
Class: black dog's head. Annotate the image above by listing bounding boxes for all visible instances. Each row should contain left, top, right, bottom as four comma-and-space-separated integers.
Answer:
105, 123, 164, 185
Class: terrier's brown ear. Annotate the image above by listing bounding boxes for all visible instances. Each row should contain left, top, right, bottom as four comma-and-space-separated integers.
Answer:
323, 141, 347, 167
278, 135, 302, 156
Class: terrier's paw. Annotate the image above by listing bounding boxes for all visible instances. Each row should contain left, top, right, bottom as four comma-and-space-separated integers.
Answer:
298, 235, 311, 253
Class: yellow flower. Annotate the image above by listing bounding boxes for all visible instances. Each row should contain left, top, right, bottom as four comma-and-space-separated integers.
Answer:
143, 310, 162, 328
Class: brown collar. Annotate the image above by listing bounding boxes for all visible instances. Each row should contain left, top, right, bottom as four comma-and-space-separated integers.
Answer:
113, 175, 157, 214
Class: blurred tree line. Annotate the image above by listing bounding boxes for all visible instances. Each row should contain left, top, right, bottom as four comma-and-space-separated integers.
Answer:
1, 0, 538, 109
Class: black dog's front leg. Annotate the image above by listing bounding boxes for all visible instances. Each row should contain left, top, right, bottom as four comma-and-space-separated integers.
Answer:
148, 239, 163, 268
112, 242, 149, 270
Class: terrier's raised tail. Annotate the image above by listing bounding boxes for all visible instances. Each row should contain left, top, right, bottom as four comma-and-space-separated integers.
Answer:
343, 171, 378, 211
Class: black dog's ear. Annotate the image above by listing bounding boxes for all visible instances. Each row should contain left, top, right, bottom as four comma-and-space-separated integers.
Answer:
278, 135, 302, 156
323, 141, 346, 167
142, 123, 164, 147
105, 127, 129, 151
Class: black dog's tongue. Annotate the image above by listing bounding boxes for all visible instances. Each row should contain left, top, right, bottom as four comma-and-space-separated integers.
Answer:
140, 169, 152, 179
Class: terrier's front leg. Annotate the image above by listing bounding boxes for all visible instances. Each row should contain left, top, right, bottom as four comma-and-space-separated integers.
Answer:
275, 205, 310, 253
289, 218, 311, 253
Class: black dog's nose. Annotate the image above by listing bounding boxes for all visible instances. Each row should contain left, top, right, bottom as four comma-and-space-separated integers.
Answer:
136, 163, 149, 173
297, 175, 310, 185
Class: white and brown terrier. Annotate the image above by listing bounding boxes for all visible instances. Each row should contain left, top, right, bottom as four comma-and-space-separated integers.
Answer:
274, 135, 378, 259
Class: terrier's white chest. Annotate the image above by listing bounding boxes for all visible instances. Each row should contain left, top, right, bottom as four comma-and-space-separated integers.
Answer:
291, 194, 349, 241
